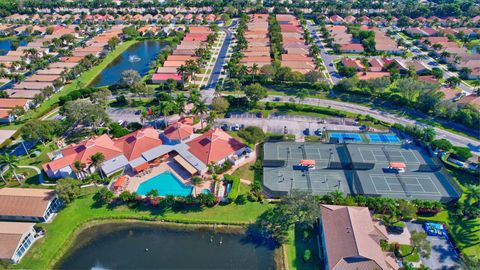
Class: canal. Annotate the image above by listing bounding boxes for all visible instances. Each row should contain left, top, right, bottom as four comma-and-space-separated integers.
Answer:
90, 40, 168, 88
56, 223, 277, 269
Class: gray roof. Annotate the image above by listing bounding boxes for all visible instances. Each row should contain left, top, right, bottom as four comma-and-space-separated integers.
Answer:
101, 154, 129, 175
142, 145, 175, 162
175, 143, 207, 172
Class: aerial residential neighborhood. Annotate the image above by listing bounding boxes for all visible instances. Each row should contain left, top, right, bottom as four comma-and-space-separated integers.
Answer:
0, 0, 478, 269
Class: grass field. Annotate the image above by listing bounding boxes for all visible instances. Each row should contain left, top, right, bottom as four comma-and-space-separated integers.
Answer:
284, 226, 320, 270
16, 188, 272, 269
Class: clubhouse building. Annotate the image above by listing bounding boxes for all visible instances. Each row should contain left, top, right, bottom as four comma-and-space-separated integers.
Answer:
43, 126, 248, 179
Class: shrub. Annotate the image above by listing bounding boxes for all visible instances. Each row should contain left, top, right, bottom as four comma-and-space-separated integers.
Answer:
452, 146, 472, 162
303, 249, 312, 262
225, 174, 240, 203
215, 161, 233, 174
238, 126, 266, 145
235, 194, 247, 205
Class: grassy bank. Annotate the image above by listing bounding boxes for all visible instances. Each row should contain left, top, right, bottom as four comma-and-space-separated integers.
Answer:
0, 40, 138, 130
17, 189, 272, 269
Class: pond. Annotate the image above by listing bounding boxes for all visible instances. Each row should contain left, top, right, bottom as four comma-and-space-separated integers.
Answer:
56, 223, 277, 269
0, 39, 28, 55
90, 40, 169, 88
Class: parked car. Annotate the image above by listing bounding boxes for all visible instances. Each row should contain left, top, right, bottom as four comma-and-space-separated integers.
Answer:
273, 96, 281, 101
232, 124, 240, 131
387, 225, 404, 234
225, 112, 231, 118
303, 128, 310, 136
314, 128, 323, 136
256, 112, 262, 118
221, 124, 228, 131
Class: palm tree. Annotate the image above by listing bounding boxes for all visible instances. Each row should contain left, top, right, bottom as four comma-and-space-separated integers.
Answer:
466, 185, 480, 208
174, 93, 187, 116
73, 160, 86, 179
189, 89, 201, 104
1, 153, 21, 184
191, 176, 203, 196
177, 65, 188, 83
158, 100, 175, 127
192, 100, 208, 128
23, 48, 40, 61
251, 63, 259, 82
90, 152, 105, 178
206, 111, 217, 126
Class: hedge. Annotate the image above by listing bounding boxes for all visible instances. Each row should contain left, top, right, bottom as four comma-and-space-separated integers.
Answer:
265, 102, 348, 118
224, 174, 240, 203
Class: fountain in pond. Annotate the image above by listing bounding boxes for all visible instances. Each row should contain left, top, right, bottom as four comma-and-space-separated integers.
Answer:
128, 55, 141, 63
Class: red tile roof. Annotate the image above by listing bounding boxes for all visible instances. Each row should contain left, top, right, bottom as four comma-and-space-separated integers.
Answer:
113, 127, 163, 161
163, 122, 194, 141
187, 128, 245, 164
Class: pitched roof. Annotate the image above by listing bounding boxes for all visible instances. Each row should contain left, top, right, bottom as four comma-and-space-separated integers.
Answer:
187, 128, 245, 164
321, 205, 393, 270
43, 134, 123, 171
163, 122, 194, 141
113, 127, 163, 161
0, 222, 35, 261
0, 98, 30, 109
0, 188, 55, 218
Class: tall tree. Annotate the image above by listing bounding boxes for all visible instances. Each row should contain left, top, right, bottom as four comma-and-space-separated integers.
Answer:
0, 153, 21, 184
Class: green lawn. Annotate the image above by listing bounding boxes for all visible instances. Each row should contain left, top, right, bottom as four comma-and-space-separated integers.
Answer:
399, 245, 420, 263
284, 225, 320, 270
17, 189, 272, 269
231, 162, 255, 181
0, 40, 138, 130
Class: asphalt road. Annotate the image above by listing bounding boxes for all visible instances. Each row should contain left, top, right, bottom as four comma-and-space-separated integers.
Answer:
205, 19, 237, 91
307, 22, 341, 84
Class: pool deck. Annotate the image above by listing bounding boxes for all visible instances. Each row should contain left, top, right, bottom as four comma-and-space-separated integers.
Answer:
124, 158, 212, 196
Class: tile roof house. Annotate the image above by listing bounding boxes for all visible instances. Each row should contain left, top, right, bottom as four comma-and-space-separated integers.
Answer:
456, 95, 480, 110
340, 44, 364, 53
0, 188, 61, 222
162, 122, 194, 144
356, 72, 390, 80
0, 222, 37, 264
320, 205, 399, 270
43, 127, 165, 178
187, 128, 246, 166
341, 58, 365, 70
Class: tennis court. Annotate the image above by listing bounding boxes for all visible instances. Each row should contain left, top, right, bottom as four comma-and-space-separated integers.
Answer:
348, 145, 423, 166
354, 170, 458, 201
367, 133, 400, 143
263, 142, 461, 201
329, 132, 362, 142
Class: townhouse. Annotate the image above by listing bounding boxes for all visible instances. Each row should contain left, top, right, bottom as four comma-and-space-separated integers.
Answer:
240, 14, 271, 68
277, 14, 315, 74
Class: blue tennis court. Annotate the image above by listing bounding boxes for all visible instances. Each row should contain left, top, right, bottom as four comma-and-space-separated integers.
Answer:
330, 132, 362, 142
367, 133, 400, 143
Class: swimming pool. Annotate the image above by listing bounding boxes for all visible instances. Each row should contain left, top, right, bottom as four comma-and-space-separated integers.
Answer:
329, 132, 362, 142
137, 171, 192, 197
367, 133, 400, 143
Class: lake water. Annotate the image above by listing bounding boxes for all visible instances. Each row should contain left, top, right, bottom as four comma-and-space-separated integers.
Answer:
56, 223, 276, 269
90, 40, 168, 88
0, 39, 28, 55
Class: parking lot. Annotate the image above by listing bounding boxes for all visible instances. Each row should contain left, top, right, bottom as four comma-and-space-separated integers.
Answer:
216, 113, 360, 137
106, 108, 141, 123
406, 222, 461, 270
